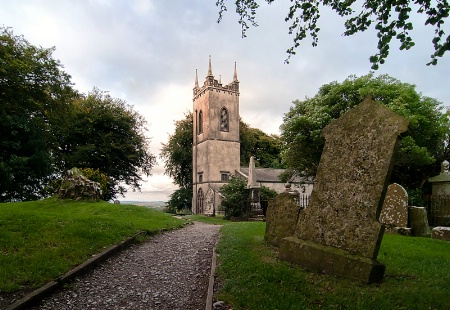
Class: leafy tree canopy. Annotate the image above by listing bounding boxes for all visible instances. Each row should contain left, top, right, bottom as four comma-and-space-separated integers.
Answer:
216, 0, 450, 69
280, 73, 449, 191
160, 112, 194, 189
58, 88, 156, 200
166, 187, 193, 213
240, 120, 284, 168
0, 27, 76, 202
1, 28, 157, 202
160, 112, 194, 211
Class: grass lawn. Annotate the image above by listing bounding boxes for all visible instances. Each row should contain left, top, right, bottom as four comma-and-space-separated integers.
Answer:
216, 221, 450, 309
2, 205, 449, 309
0, 197, 185, 293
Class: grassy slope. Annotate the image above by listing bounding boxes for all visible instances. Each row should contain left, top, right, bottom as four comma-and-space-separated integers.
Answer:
0, 198, 185, 292
216, 222, 450, 310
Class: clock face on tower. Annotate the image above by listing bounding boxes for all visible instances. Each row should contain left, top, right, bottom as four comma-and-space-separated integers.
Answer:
220, 107, 229, 131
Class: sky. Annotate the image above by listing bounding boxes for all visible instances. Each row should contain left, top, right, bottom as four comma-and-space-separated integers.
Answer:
1, 0, 449, 201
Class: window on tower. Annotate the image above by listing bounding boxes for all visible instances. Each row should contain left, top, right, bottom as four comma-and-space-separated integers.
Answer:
220, 107, 229, 132
198, 110, 203, 134
221, 172, 230, 182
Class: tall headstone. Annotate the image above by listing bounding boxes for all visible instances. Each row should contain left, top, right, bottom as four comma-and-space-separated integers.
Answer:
247, 155, 262, 214
279, 98, 409, 283
265, 193, 301, 247
380, 183, 409, 228
409, 206, 431, 237
247, 156, 258, 189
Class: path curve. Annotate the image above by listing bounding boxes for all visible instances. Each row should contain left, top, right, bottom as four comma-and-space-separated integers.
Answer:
36, 221, 221, 310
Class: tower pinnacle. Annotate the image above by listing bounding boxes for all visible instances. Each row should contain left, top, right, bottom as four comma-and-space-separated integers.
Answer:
195, 69, 199, 88
233, 62, 238, 82
207, 55, 213, 77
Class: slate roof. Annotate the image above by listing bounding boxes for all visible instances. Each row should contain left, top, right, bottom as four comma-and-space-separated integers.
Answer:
239, 167, 314, 184
239, 167, 285, 183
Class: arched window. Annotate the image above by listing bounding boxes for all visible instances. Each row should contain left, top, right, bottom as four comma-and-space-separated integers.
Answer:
220, 107, 229, 132
198, 110, 203, 134
197, 188, 204, 214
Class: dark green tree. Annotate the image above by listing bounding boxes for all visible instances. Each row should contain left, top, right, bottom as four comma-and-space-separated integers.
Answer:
221, 176, 251, 220
0, 27, 76, 202
165, 187, 193, 214
160, 112, 193, 189
160, 112, 194, 211
240, 120, 284, 168
59, 88, 156, 200
216, 0, 450, 68
280, 73, 449, 192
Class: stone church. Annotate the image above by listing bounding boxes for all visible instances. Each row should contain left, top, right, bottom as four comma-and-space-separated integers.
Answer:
192, 58, 312, 215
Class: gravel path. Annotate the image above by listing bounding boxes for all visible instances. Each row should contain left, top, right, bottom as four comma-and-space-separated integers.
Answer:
35, 221, 221, 310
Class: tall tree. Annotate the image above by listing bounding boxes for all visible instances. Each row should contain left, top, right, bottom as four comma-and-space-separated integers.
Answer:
0, 27, 76, 202
216, 0, 450, 69
240, 120, 284, 168
280, 73, 449, 191
160, 112, 193, 211
58, 88, 156, 200
160, 112, 194, 189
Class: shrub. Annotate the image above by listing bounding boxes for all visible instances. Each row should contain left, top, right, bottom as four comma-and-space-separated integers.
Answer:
260, 186, 278, 201
221, 176, 250, 220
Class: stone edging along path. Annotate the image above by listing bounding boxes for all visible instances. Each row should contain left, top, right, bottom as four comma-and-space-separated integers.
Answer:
6, 221, 221, 310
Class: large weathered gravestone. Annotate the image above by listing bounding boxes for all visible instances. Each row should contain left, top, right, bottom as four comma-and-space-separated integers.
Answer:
279, 98, 409, 283
380, 183, 409, 228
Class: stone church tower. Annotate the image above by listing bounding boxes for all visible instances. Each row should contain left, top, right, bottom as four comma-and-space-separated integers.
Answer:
192, 57, 240, 214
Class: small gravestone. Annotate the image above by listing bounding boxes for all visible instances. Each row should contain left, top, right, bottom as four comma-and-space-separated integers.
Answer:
409, 206, 431, 237
432, 226, 450, 241
380, 183, 409, 229
265, 193, 301, 247
279, 98, 409, 283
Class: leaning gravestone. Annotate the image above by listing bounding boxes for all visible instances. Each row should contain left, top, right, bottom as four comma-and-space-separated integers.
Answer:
380, 183, 409, 228
279, 98, 409, 283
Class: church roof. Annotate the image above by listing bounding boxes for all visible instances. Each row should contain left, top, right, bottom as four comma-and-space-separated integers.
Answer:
239, 167, 286, 183
239, 167, 314, 184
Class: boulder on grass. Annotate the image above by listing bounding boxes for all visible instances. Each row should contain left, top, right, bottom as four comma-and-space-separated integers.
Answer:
57, 168, 102, 201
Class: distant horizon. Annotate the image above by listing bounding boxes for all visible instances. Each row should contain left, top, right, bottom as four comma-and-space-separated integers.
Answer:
120, 189, 172, 203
